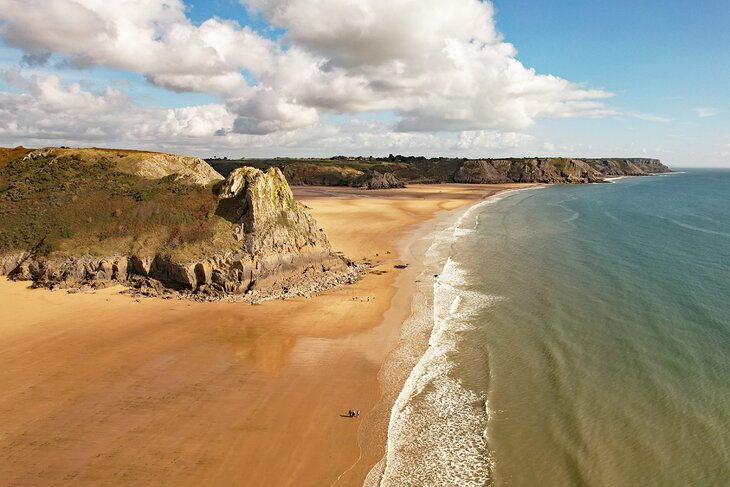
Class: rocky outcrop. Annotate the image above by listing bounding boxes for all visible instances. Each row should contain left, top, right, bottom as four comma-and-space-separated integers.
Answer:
1, 166, 359, 302
361, 171, 406, 189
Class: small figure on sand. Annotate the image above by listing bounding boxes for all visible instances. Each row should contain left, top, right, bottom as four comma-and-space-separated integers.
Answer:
347, 409, 361, 418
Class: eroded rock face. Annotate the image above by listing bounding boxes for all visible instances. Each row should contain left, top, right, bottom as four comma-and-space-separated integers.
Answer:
1, 166, 356, 302
454, 160, 511, 184
362, 171, 406, 189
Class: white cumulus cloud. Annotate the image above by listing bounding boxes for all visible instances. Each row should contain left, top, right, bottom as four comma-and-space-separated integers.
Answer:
0, 0, 627, 150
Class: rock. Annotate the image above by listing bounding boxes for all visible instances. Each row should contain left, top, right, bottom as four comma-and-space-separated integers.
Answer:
361, 171, 406, 189
113, 258, 128, 280
194, 261, 213, 286
129, 255, 154, 276
0, 251, 30, 275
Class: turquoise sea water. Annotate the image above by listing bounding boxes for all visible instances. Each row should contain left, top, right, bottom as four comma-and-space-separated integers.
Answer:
381, 171, 730, 486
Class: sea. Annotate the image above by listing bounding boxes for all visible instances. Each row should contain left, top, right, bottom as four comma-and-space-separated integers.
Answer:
377, 170, 730, 486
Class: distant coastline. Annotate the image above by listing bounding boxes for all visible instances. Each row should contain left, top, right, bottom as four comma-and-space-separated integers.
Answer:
208, 155, 671, 187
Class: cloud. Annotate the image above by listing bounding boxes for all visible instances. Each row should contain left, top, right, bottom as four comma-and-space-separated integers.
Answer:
242, 0, 615, 132
0, 0, 620, 140
455, 130, 533, 150
0, 69, 549, 159
0, 1, 276, 93
0, 69, 233, 143
694, 107, 719, 118
20, 51, 51, 67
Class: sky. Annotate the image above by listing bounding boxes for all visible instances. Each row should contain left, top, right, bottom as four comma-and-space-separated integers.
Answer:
0, 0, 727, 166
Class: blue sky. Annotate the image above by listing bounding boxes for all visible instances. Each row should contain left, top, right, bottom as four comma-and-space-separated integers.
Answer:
0, 0, 727, 166
493, 0, 730, 165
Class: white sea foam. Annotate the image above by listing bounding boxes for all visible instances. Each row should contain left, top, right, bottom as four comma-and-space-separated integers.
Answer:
381, 257, 497, 486
374, 186, 539, 487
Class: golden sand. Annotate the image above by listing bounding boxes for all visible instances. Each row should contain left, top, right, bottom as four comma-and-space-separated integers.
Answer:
0, 183, 531, 486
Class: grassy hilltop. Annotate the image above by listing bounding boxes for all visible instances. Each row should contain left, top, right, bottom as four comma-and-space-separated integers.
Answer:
0, 147, 233, 260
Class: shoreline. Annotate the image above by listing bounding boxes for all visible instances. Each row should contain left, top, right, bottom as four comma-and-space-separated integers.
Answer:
360, 184, 543, 485
0, 183, 533, 486
335, 196, 476, 485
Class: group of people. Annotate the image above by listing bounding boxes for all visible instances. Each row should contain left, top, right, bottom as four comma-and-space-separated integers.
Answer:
347, 409, 360, 418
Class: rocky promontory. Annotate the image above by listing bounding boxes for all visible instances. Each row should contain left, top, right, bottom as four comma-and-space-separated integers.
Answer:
0, 147, 358, 302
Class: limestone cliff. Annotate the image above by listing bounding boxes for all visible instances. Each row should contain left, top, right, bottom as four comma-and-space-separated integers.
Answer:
454, 158, 603, 184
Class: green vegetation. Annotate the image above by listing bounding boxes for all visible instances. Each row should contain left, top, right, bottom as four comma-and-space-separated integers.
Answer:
0, 151, 232, 259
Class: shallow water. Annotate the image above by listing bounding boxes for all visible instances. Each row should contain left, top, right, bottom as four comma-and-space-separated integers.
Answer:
382, 171, 730, 486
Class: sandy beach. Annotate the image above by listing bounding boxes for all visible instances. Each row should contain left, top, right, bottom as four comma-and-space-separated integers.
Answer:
0, 183, 531, 486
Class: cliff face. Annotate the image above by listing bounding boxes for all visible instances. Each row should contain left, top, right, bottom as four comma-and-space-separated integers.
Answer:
581, 158, 669, 176
0, 150, 355, 302
210, 156, 670, 186
454, 158, 603, 184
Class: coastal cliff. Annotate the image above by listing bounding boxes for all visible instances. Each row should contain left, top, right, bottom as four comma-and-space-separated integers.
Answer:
0, 147, 356, 301
210, 156, 670, 186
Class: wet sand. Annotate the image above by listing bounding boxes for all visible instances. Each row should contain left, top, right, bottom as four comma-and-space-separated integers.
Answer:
0, 183, 530, 486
